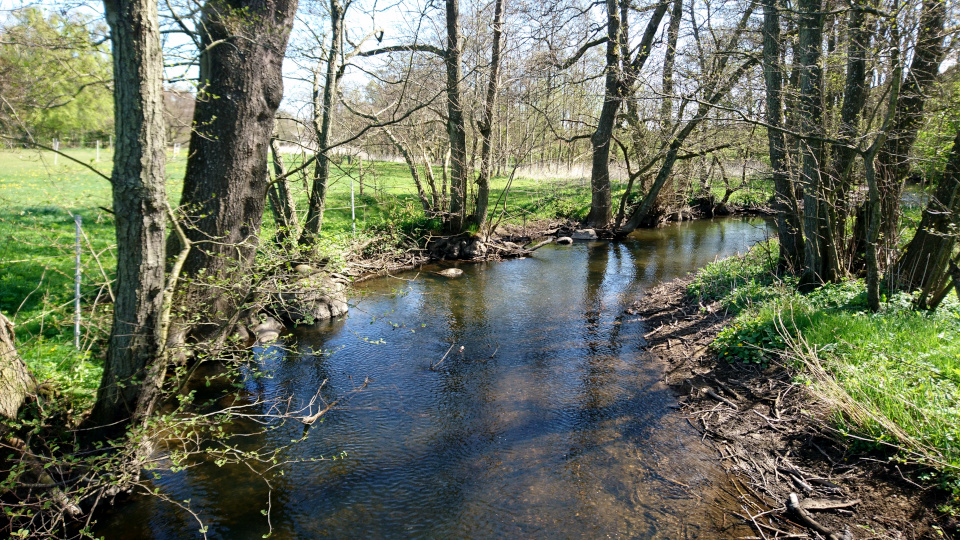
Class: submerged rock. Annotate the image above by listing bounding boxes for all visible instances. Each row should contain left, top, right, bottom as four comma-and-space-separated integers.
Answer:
436, 268, 464, 278
556, 236, 573, 245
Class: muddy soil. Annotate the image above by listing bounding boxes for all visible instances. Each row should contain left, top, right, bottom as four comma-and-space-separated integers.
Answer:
632, 277, 958, 540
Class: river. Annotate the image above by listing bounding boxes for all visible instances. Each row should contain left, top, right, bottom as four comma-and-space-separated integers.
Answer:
95, 216, 773, 539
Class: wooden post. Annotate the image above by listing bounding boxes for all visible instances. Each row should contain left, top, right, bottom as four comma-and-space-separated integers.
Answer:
74, 215, 82, 349
53, 138, 59, 164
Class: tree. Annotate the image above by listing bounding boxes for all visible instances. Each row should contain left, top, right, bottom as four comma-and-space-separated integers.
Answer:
172, 0, 298, 335
761, 0, 803, 271
474, 0, 506, 230
586, 0, 668, 228
796, 0, 837, 288
444, 0, 469, 232
89, 0, 168, 428
873, 0, 947, 257
301, 0, 347, 243
0, 314, 34, 422
896, 129, 960, 303
0, 8, 112, 141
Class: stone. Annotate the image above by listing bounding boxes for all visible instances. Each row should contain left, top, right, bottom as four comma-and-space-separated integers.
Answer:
437, 268, 464, 278
294, 264, 313, 275
572, 228, 598, 240
269, 275, 349, 325
556, 236, 573, 245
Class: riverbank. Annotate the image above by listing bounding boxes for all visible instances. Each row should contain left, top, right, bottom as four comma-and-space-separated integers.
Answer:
633, 274, 958, 538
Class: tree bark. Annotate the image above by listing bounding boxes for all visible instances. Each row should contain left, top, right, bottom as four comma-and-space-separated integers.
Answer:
173, 0, 297, 333
475, 0, 505, 231
587, 0, 668, 228
445, 0, 469, 232
660, 0, 683, 131
301, 0, 344, 243
829, 4, 868, 268
897, 129, 960, 298
0, 314, 34, 421
267, 137, 300, 244
89, 0, 167, 428
762, 0, 803, 272
797, 0, 838, 289
873, 0, 946, 255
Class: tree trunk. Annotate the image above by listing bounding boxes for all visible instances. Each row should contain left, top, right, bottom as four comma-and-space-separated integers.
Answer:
897, 129, 960, 299
385, 128, 433, 212
445, 0, 469, 232
173, 0, 297, 333
660, 0, 683, 131
872, 0, 946, 256
797, 0, 838, 289
587, 0, 668, 228
267, 137, 300, 244
762, 0, 803, 272
89, 0, 167, 428
475, 0, 505, 231
1, 314, 34, 421
620, 56, 758, 233
829, 4, 868, 268
301, 0, 343, 243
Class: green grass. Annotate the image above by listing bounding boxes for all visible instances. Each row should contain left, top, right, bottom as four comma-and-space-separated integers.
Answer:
690, 241, 960, 508
0, 149, 600, 404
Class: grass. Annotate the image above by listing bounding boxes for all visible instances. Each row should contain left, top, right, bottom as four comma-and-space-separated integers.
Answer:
0, 148, 603, 405
689, 240, 960, 509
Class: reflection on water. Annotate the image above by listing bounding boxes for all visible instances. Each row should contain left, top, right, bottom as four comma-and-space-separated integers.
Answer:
95, 217, 772, 539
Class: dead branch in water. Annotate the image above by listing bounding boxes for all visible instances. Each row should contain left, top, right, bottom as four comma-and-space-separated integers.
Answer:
301, 377, 370, 425
431, 343, 456, 371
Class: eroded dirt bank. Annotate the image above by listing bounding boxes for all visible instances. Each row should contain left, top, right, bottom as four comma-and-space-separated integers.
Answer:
632, 276, 956, 539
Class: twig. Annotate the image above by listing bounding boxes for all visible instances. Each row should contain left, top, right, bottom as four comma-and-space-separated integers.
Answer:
301, 377, 370, 425
431, 343, 456, 371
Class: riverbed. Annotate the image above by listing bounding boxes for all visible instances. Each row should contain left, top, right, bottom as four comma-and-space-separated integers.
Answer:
95, 217, 773, 539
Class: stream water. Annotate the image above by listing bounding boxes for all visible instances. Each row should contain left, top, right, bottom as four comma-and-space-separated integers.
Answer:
95, 216, 773, 539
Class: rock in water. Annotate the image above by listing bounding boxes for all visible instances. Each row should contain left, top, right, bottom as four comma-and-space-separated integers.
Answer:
556, 236, 573, 245
250, 316, 284, 343
268, 275, 349, 325
572, 228, 598, 240
437, 268, 464, 278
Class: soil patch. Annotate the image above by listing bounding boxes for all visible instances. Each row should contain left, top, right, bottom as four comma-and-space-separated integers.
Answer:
631, 276, 957, 539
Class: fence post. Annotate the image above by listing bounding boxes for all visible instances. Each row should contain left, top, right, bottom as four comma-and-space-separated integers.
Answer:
53, 138, 59, 165
350, 174, 356, 236
96, 140, 101, 162
74, 215, 82, 350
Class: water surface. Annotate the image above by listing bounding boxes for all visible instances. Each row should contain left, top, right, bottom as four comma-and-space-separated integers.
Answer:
96, 217, 772, 539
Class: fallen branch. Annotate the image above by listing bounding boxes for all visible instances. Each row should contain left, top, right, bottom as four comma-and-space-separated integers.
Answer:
801, 498, 860, 512
704, 387, 738, 410
787, 493, 843, 540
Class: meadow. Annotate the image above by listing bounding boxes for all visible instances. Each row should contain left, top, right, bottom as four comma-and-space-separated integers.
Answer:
0, 148, 602, 402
